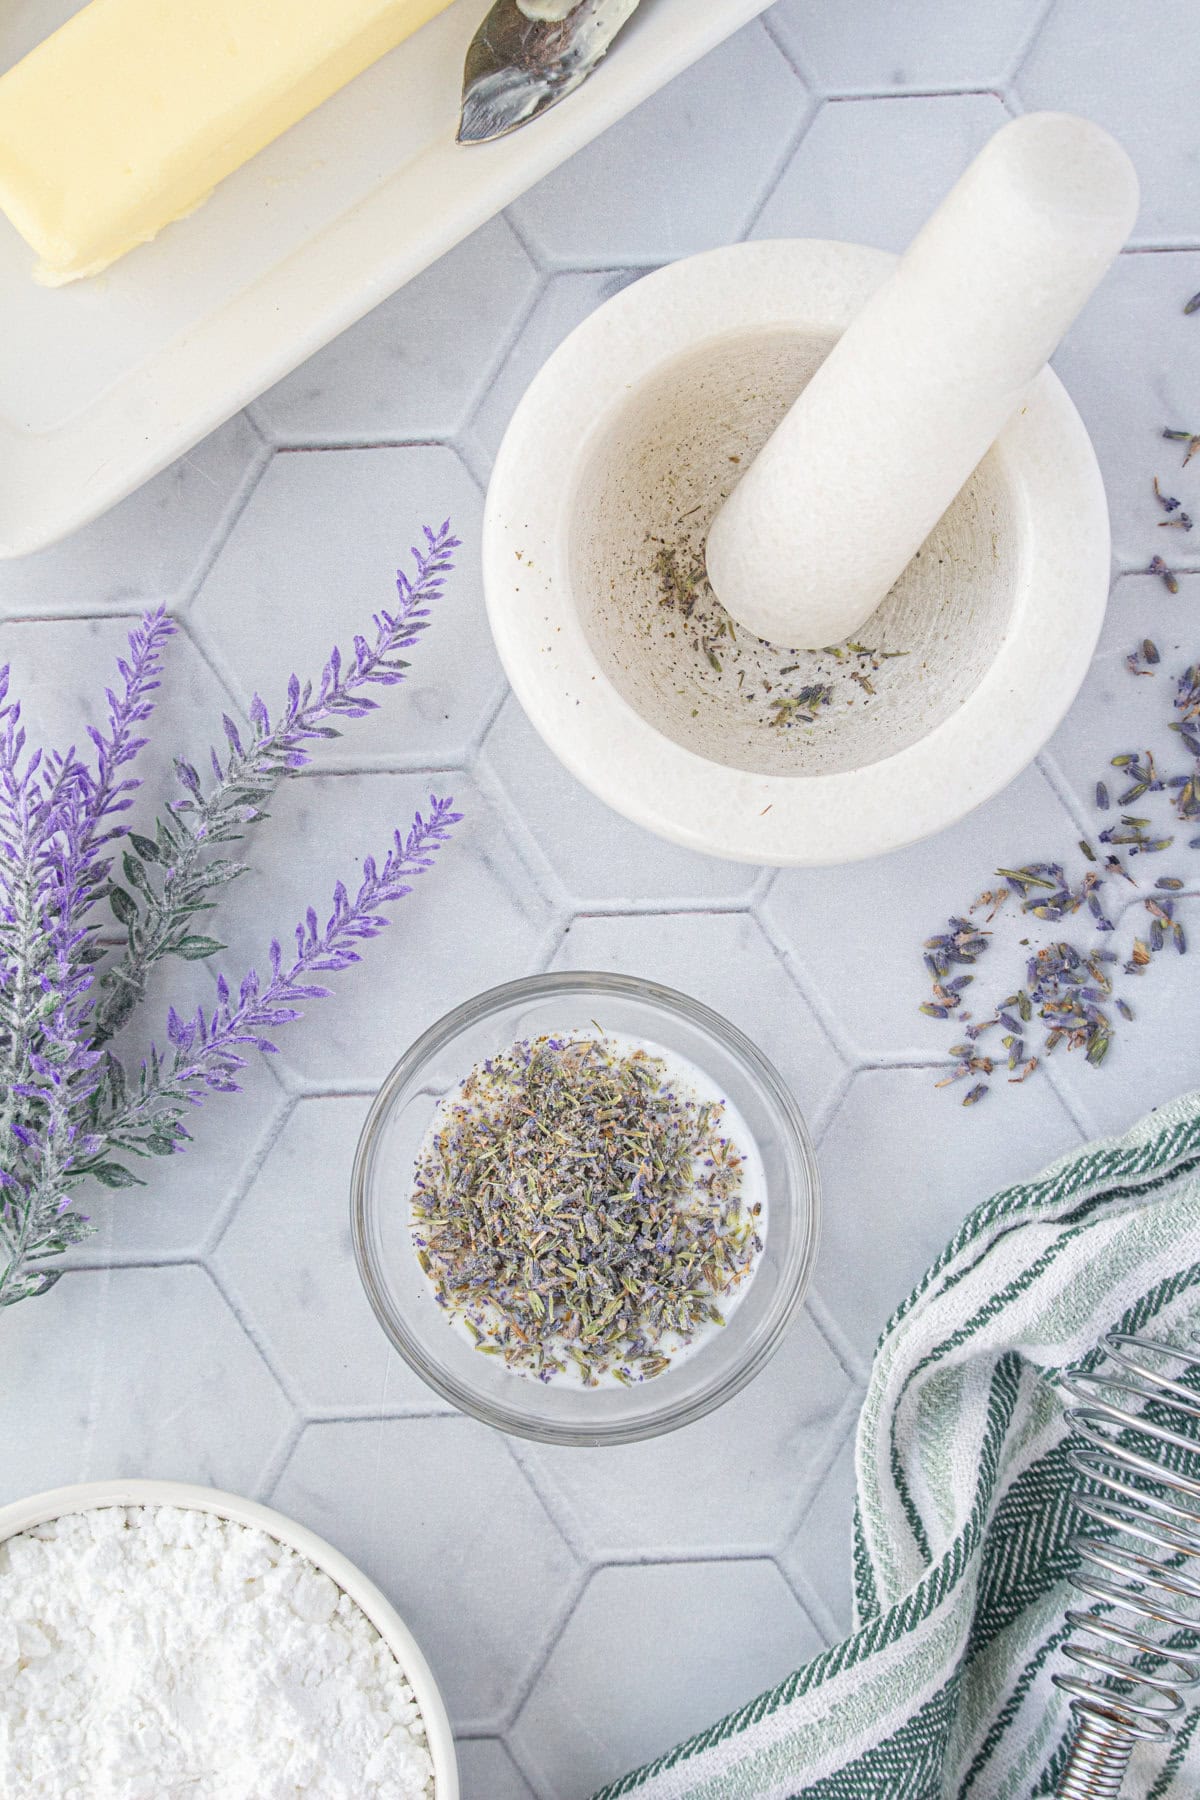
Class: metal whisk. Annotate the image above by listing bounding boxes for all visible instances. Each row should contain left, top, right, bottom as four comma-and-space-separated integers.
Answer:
1055, 1332, 1200, 1798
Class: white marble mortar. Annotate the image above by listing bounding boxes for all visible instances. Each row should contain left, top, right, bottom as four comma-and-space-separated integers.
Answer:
482, 239, 1110, 866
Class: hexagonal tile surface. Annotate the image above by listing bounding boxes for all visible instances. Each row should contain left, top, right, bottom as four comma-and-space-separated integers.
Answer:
0, 413, 263, 617
1016, 0, 1200, 245
511, 1561, 823, 1800
213, 1095, 440, 1413
455, 1739, 536, 1800
273, 1417, 581, 1730
763, 761, 1083, 1060
71, 1058, 288, 1263
252, 218, 540, 445
190, 444, 499, 769
0, 1267, 293, 1505
1042, 573, 1197, 825
782, 1415, 858, 1644
483, 696, 756, 906
464, 270, 644, 472
768, 0, 1046, 91
518, 1307, 852, 1559
212, 767, 552, 1089
508, 24, 804, 268
1044, 891, 1200, 1142
552, 910, 847, 1131
752, 92, 1011, 253
812, 1067, 1082, 1367
1051, 252, 1200, 571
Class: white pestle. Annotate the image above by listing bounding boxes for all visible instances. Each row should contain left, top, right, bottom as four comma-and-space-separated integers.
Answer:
704, 112, 1139, 650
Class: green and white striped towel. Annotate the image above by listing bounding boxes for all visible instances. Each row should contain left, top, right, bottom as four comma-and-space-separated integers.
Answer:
595, 1090, 1200, 1800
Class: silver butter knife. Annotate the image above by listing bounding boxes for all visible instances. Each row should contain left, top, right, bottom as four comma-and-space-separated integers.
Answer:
458, 0, 643, 145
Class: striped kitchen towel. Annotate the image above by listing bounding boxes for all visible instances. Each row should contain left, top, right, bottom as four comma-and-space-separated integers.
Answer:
594, 1089, 1200, 1800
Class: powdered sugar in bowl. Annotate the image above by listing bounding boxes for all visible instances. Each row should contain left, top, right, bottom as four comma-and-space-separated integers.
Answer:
0, 1479, 458, 1800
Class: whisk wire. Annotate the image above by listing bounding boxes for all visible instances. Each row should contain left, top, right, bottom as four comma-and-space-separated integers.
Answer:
1054, 1333, 1200, 1799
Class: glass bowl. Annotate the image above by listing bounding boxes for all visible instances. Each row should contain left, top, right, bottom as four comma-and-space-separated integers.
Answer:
351, 972, 820, 1446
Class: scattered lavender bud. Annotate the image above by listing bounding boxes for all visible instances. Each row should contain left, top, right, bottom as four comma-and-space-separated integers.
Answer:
1185, 291, 1200, 315
1149, 557, 1181, 595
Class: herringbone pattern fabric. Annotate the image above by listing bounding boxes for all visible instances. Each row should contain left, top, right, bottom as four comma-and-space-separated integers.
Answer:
595, 1090, 1200, 1800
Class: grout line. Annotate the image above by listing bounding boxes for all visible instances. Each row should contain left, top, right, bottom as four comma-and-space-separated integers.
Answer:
1033, 750, 1094, 846
1121, 242, 1200, 258
752, 904, 862, 1068
176, 434, 274, 612
821, 84, 1008, 104
201, 1258, 306, 1414
201, 1092, 298, 1258
564, 894, 762, 920
1039, 1057, 1093, 1143
255, 1413, 307, 1505
1004, 0, 1063, 87
739, 94, 821, 239
805, 1289, 872, 1390
759, 10, 820, 88
499, 1559, 594, 1738
809, 1059, 855, 1147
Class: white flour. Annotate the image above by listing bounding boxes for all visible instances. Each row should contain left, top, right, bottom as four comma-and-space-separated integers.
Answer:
0, 1505, 435, 1800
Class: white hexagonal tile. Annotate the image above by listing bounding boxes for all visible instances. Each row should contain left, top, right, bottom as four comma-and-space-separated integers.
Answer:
1051, 251, 1200, 571
768, 0, 1045, 91
812, 1068, 1082, 1367
762, 762, 1082, 1059
212, 1094, 439, 1413
465, 270, 645, 473
1044, 892, 1200, 1142
0, 413, 264, 617
190, 444, 499, 769
253, 218, 540, 445
511, 1561, 822, 1800
0, 1266, 293, 1504
752, 92, 1011, 253
69, 1057, 288, 1263
1016, 0, 1200, 245
210, 767, 552, 1089
508, 24, 805, 268
273, 1417, 581, 1731
1042, 573, 1198, 822
552, 910, 846, 1132
518, 1306, 851, 1559
782, 1417, 859, 1644
482, 696, 757, 906
456, 1739, 536, 1800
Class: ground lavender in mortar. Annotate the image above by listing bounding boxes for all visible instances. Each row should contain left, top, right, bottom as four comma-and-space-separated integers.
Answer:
410, 1034, 762, 1387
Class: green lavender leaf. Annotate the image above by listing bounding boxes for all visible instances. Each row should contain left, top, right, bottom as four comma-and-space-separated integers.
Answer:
174, 935, 224, 960
107, 886, 138, 926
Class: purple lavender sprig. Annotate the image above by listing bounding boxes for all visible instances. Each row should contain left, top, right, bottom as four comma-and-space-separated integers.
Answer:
96, 801, 459, 1165
0, 524, 459, 1310
92, 522, 459, 1045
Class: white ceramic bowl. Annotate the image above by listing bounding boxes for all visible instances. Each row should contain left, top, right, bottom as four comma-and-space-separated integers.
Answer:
0, 1478, 458, 1799
482, 239, 1110, 867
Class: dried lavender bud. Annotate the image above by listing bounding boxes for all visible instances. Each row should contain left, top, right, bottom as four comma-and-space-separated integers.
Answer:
411, 1035, 759, 1386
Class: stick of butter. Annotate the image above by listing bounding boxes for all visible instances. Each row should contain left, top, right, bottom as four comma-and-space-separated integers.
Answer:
0, 0, 456, 285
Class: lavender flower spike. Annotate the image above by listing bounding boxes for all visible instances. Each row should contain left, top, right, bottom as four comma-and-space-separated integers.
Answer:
92, 523, 460, 1045
99, 799, 460, 1162
0, 521, 460, 1311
